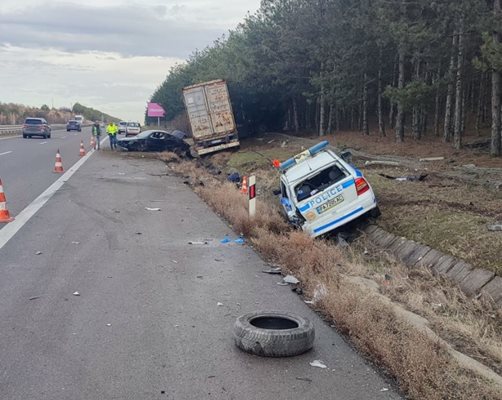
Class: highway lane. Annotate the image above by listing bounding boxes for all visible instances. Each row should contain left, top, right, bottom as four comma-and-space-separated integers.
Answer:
0, 153, 401, 399
0, 127, 107, 217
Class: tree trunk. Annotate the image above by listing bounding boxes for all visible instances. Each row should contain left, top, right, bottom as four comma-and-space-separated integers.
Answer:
389, 54, 398, 129
327, 104, 333, 134
293, 98, 299, 133
412, 60, 421, 140
336, 108, 340, 132
444, 33, 458, 142
434, 64, 441, 136
377, 58, 386, 136
362, 73, 369, 135
476, 72, 485, 136
319, 65, 326, 136
453, 25, 464, 150
491, 0, 502, 156
395, 48, 405, 142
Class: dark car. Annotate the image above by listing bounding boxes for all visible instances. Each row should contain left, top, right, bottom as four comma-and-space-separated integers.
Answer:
117, 130, 190, 155
22, 118, 51, 139
66, 120, 81, 132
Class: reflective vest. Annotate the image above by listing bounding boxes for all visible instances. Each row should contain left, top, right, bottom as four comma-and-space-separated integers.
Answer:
106, 124, 117, 135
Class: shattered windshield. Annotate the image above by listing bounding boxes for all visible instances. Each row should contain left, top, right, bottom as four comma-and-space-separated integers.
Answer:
295, 164, 347, 202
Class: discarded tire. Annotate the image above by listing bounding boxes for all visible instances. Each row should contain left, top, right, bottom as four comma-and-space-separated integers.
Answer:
234, 311, 315, 357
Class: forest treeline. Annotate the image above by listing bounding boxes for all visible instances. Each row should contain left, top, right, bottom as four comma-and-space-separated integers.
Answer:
0, 102, 119, 125
150, 0, 502, 156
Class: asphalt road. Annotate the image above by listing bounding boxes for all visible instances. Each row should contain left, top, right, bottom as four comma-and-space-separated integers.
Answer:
0, 148, 402, 399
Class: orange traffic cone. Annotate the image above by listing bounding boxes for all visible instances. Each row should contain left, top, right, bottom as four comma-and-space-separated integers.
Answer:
241, 176, 248, 194
0, 179, 14, 223
54, 149, 64, 173
79, 140, 86, 157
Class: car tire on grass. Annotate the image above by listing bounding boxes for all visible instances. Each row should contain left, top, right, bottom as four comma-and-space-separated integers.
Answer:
234, 311, 315, 357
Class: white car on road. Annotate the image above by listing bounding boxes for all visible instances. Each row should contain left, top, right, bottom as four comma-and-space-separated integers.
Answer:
125, 122, 141, 137
278, 141, 379, 237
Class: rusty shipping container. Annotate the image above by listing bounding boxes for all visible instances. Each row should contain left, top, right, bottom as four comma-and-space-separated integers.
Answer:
183, 80, 240, 156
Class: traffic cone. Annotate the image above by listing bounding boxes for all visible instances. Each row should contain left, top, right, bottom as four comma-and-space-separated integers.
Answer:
79, 140, 86, 157
241, 176, 248, 194
90, 136, 96, 150
0, 179, 14, 223
53, 149, 64, 173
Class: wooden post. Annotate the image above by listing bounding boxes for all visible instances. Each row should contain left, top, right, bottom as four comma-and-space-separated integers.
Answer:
248, 175, 256, 218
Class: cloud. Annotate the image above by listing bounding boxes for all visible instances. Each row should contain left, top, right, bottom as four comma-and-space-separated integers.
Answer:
0, 1, 260, 58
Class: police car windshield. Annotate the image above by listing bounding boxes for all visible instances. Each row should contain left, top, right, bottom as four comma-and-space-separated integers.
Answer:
295, 165, 347, 202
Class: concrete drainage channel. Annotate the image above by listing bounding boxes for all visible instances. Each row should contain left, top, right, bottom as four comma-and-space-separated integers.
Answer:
364, 225, 502, 307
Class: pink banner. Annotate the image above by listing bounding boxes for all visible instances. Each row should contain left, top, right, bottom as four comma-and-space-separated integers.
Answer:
147, 102, 166, 117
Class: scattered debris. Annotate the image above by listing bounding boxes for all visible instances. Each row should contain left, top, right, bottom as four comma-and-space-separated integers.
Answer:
380, 388, 389, 392
419, 157, 444, 162
220, 235, 231, 244
379, 173, 428, 182
267, 139, 275, 144
281, 141, 288, 148
188, 241, 209, 245
197, 276, 204, 279
487, 223, 502, 232
336, 234, 349, 247
364, 160, 400, 167
106, 323, 112, 327
217, 302, 224, 307
29, 296, 41, 301
309, 360, 327, 369
313, 284, 328, 303
214, 258, 223, 262
35, 251, 42, 255
145, 207, 162, 211
234, 237, 245, 245
292, 287, 303, 295
262, 267, 282, 275
136, 232, 142, 235
72, 291, 80, 296
227, 172, 241, 183
276, 282, 289, 286
171, 260, 178, 264
71, 241, 80, 245
295, 377, 312, 383
283, 275, 300, 285
304, 300, 315, 305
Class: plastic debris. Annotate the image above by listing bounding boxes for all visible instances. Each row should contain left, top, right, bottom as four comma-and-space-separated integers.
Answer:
295, 377, 312, 383
217, 302, 224, 307
220, 235, 231, 244
292, 287, 303, 295
262, 267, 282, 275
106, 324, 112, 327
379, 173, 428, 182
380, 388, 389, 392
227, 172, 241, 183
276, 282, 289, 286
419, 157, 444, 162
35, 251, 42, 255
29, 296, 41, 301
487, 223, 502, 232
313, 284, 328, 303
309, 360, 327, 369
304, 300, 314, 305
234, 237, 245, 245
283, 275, 300, 285
188, 241, 208, 245
72, 241, 80, 245
145, 207, 161, 211
336, 234, 349, 247
72, 291, 80, 296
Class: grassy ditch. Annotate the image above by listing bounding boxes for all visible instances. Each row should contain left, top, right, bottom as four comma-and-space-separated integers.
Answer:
161, 153, 502, 400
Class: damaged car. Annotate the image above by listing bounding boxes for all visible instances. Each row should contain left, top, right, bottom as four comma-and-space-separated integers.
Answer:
117, 129, 190, 155
278, 141, 380, 237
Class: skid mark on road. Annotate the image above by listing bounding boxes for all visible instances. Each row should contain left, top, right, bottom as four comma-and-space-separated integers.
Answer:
0, 137, 107, 251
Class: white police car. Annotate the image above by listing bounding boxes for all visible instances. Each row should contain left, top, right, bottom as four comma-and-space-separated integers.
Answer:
278, 141, 379, 237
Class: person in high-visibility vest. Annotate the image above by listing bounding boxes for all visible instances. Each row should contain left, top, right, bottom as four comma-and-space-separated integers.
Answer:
92, 121, 102, 150
106, 122, 118, 150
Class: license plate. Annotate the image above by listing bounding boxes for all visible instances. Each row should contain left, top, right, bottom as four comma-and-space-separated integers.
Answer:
316, 195, 344, 214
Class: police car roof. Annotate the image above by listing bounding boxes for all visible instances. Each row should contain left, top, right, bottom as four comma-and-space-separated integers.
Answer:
284, 150, 339, 184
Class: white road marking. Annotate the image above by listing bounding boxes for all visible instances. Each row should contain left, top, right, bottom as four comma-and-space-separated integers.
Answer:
0, 151, 12, 156
0, 136, 107, 250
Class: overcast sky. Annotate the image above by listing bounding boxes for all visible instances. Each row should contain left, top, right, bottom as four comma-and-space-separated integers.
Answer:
0, 0, 261, 121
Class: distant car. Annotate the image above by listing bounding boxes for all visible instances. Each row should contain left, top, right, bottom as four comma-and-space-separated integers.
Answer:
125, 122, 141, 137
66, 120, 81, 132
22, 118, 51, 139
118, 121, 127, 134
117, 130, 190, 155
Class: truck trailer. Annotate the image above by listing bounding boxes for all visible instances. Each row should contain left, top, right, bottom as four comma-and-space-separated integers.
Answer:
182, 80, 239, 156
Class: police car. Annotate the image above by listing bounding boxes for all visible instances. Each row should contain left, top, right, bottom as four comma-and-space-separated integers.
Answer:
278, 141, 379, 237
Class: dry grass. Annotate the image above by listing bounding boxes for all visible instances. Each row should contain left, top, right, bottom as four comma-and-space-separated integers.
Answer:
162, 155, 502, 400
